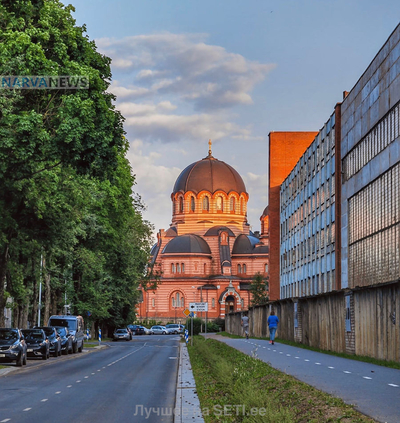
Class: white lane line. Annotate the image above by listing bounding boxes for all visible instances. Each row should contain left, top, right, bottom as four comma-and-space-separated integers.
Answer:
41, 399, 48, 402
295, 357, 300, 359
328, 366, 335, 369
279, 352, 283, 354
304, 359, 310, 362
97, 370, 101, 372
263, 347, 266, 349
363, 377, 372, 380
91, 372, 95, 375
84, 376, 89, 378
169, 357, 177, 359
1, 419, 11, 422
23, 408, 31, 411
315, 362, 321, 365
67, 385, 72, 388
273, 349, 276, 352
343, 371, 351, 374
388, 384, 399, 387
76, 380, 81, 383
55, 391, 61, 394
286, 354, 291, 357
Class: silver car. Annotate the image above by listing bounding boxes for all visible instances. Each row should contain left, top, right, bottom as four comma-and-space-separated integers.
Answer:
150, 325, 170, 335
113, 328, 130, 341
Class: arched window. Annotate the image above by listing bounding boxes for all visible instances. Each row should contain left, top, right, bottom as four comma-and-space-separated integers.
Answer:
243, 264, 247, 274
152, 298, 155, 307
238, 264, 242, 274
265, 263, 268, 273
171, 263, 175, 273
179, 197, 184, 213
204, 263, 207, 274
181, 297, 184, 307
216, 196, 223, 211
181, 263, 185, 273
241, 298, 244, 308
176, 263, 180, 273
212, 298, 215, 308
203, 196, 209, 211
240, 198, 244, 214
172, 297, 175, 307
190, 196, 195, 212
230, 197, 235, 212
176, 293, 180, 304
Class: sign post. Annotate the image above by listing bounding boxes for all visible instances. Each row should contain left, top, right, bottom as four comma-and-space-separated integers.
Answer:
98, 328, 101, 345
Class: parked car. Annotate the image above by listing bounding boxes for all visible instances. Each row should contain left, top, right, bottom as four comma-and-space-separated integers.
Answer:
127, 324, 139, 335
135, 326, 145, 335
113, 328, 131, 341
53, 326, 73, 355
21, 329, 49, 360
150, 325, 170, 335
0, 328, 27, 367
48, 315, 84, 353
35, 327, 61, 357
141, 327, 152, 335
165, 324, 183, 334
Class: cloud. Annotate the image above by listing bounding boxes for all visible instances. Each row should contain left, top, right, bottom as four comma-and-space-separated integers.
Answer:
97, 33, 276, 111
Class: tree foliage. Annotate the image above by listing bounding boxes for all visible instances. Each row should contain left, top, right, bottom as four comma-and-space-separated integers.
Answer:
250, 272, 269, 306
0, 0, 153, 329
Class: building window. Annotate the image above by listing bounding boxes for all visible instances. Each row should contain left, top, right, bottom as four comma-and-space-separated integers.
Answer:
181, 297, 184, 307
172, 297, 175, 307
181, 263, 185, 273
237, 264, 242, 274
204, 263, 207, 274
190, 196, 195, 212
152, 298, 155, 307
230, 197, 235, 212
179, 196, 184, 213
243, 264, 246, 274
240, 198, 244, 214
176, 263, 180, 273
265, 263, 268, 273
212, 298, 215, 308
217, 196, 223, 211
345, 295, 351, 332
203, 196, 209, 211
171, 263, 175, 273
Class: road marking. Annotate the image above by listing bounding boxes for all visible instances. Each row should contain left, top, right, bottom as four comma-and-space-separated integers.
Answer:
76, 380, 81, 383
304, 359, 310, 362
363, 377, 372, 380
97, 370, 101, 372
279, 352, 283, 354
1, 419, 11, 422
295, 357, 300, 359
84, 376, 89, 378
67, 385, 72, 388
23, 408, 31, 411
41, 399, 48, 402
263, 347, 266, 349
273, 349, 276, 352
388, 384, 399, 387
328, 366, 335, 369
55, 391, 61, 394
169, 357, 178, 359
315, 362, 321, 365
286, 354, 291, 356
91, 372, 95, 375
343, 371, 351, 374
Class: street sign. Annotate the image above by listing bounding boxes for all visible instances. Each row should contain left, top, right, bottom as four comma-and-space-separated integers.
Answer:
183, 308, 191, 317
189, 302, 208, 312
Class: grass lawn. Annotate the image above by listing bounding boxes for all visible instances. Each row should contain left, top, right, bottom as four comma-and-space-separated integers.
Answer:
188, 336, 375, 423
219, 332, 400, 370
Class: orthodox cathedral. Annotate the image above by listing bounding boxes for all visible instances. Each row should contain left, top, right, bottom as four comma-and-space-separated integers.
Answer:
137, 142, 269, 323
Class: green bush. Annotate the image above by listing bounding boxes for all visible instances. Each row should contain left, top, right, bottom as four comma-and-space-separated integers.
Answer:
184, 318, 225, 335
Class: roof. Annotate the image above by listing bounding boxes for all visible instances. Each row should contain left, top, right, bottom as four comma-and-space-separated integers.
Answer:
231, 234, 269, 255
162, 234, 211, 254
172, 155, 247, 195
204, 226, 236, 237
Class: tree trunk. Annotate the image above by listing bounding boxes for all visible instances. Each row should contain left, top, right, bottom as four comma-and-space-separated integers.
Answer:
21, 299, 30, 328
0, 244, 10, 327
31, 259, 38, 327
43, 257, 51, 325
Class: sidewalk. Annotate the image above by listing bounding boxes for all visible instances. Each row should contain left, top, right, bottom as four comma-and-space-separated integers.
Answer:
174, 342, 204, 423
206, 334, 400, 423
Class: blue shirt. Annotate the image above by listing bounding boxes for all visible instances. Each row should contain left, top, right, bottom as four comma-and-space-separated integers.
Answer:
268, 315, 279, 328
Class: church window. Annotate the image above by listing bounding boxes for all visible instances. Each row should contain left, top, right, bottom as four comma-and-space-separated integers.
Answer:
172, 297, 175, 307
240, 198, 244, 214
212, 298, 215, 308
238, 264, 242, 274
176, 263, 180, 273
243, 264, 247, 274
190, 196, 195, 212
203, 196, 209, 211
179, 197, 184, 213
217, 196, 223, 211
152, 298, 155, 307
176, 293, 180, 304
241, 299, 244, 308
230, 197, 235, 212
181, 297, 184, 307
181, 263, 185, 273
204, 263, 207, 274
171, 263, 175, 273
265, 263, 268, 273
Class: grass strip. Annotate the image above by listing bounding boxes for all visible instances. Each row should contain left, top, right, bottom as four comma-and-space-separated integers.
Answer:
188, 336, 375, 423
219, 332, 400, 370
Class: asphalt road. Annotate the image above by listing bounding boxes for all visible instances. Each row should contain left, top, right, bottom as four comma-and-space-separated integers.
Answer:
0, 335, 180, 423
210, 335, 400, 423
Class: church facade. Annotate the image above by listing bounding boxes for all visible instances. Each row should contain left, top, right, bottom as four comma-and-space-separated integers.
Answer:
137, 143, 269, 324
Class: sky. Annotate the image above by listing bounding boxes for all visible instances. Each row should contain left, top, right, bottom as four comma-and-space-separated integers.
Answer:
72, 1, 399, 239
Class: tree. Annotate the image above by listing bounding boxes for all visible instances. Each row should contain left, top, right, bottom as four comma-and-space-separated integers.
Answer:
250, 272, 269, 306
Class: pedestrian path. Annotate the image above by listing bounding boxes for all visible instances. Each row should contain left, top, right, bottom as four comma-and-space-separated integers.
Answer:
206, 334, 400, 423
174, 343, 204, 423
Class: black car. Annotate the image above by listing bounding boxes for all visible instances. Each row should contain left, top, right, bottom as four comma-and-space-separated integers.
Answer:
135, 326, 145, 335
35, 327, 61, 357
22, 329, 50, 360
53, 326, 73, 355
0, 328, 27, 367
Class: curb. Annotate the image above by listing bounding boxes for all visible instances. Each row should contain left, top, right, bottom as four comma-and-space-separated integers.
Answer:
174, 343, 204, 423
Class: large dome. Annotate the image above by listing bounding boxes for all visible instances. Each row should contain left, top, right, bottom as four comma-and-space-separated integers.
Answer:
172, 154, 247, 195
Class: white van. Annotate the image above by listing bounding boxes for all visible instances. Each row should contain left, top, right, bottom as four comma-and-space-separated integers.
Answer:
48, 315, 85, 353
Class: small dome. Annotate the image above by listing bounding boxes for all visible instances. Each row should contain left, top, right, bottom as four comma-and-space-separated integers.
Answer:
173, 155, 247, 195
261, 206, 269, 219
232, 234, 266, 255
162, 234, 211, 254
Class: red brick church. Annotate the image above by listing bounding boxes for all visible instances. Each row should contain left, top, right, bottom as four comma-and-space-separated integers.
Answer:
137, 142, 269, 323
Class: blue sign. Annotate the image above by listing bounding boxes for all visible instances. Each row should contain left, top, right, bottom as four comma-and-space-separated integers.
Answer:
189, 312, 195, 318
184, 329, 189, 344
98, 328, 102, 343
